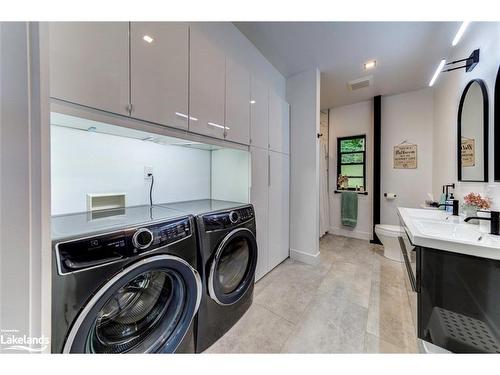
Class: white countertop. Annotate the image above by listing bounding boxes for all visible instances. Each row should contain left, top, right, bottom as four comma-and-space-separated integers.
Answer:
397, 207, 500, 260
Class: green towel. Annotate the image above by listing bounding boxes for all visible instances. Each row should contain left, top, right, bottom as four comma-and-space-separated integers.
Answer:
341, 191, 358, 227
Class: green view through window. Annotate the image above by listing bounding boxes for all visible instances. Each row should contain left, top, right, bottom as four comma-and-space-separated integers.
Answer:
337, 135, 366, 190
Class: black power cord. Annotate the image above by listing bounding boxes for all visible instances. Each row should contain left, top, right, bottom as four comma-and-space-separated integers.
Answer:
148, 173, 154, 206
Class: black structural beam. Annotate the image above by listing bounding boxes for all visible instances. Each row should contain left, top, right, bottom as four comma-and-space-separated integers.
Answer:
371, 95, 382, 244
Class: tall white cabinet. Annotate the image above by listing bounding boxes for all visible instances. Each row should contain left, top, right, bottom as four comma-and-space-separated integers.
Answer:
130, 22, 189, 130
49, 22, 130, 116
250, 77, 269, 149
250, 83, 290, 281
269, 90, 290, 154
268, 151, 290, 270
189, 28, 226, 139
225, 57, 250, 144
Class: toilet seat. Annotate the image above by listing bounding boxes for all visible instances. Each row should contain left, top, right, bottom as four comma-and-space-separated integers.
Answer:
375, 224, 404, 237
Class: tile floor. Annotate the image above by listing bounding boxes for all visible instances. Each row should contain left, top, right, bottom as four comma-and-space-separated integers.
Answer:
204, 234, 419, 353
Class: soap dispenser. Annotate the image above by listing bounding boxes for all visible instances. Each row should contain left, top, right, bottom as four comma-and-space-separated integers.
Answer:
446, 193, 455, 214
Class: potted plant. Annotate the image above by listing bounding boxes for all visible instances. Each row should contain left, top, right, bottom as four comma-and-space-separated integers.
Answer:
337, 175, 349, 189
463, 192, 490, 224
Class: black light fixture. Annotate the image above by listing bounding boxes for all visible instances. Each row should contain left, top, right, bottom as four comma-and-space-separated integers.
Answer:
442, 49, 480, 73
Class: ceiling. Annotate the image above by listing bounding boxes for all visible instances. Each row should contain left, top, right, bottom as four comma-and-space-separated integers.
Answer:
235, 22, 459, 109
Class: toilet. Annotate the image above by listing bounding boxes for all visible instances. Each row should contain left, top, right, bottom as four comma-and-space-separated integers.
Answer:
375, 224, 405, 262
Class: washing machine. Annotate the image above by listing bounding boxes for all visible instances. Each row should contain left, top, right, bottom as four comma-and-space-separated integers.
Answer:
51, 205, 202, 353
157, 200, 258, 352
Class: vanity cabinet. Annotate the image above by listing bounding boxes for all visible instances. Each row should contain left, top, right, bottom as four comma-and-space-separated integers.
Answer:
250, 77, 269, 149
49, 22, 130, 116
130, 22, 189, 130
225, 57, 250, 145
269, 90, 290, 154
189, 27, 226, 140
417, 247, 500, 353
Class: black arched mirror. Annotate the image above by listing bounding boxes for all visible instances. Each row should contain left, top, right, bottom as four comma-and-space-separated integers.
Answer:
458, 79, 489, 182
495, 66, 500, 181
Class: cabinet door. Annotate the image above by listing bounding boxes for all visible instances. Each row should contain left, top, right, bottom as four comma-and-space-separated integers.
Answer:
269, 91, 290, 154
268, 151, 290, 270
225, 58, 250, 145
49, 22, 130, 116
250, 147, 269, 281
250, 77, 269, 149
130, 22, 188, 130
189, 28, 225, 139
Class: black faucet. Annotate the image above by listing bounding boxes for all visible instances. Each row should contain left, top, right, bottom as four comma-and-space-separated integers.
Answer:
443, 183, 455, 199
438, 199, 459, 216
464, 211, 500, 235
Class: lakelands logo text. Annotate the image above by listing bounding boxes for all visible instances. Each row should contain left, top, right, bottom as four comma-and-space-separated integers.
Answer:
0, 329, 49, 353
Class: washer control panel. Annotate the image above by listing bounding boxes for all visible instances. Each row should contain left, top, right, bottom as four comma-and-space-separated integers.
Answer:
203, 205, 254, 231
55, 216, 192, 275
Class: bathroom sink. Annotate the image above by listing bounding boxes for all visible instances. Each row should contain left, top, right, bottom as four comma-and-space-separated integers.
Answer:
414, 219, 483, 242
398, 207, 500, 261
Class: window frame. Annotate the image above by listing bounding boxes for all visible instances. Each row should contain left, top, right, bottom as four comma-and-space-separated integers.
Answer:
336, 134, 366, 191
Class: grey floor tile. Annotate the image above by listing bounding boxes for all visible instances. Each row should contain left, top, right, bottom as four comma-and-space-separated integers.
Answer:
281, 291, 368, 353
206, 234, 419, 354
254, 259, 325, 324
203, 303, 294, 353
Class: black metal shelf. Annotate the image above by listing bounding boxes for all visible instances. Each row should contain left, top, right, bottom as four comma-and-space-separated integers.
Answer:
334, 190, 368, 195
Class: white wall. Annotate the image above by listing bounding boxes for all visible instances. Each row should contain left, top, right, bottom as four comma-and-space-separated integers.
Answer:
51, 126, 212, 215
381, 88, 434, 225
329, 101, 373, 240
0, 22, 51, 353
211, 148, 250, 203
433, 22, 500, 208
287, 68, 321, 264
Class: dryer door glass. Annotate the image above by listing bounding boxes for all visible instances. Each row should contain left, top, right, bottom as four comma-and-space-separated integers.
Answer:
218, 237, 250, 294
210, 228, 258, 305
64, 255, 201, 353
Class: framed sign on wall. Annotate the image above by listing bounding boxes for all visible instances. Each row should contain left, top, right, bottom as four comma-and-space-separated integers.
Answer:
461, 137, 476, 167
394, 141, 417, 169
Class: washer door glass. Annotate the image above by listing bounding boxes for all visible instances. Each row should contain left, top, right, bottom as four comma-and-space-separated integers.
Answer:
210, 229, 257, 305
65, 255, 201, 353
87, 269, 183, 353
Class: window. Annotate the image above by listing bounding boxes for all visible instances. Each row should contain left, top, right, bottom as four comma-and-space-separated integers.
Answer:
337, 135, 366, 190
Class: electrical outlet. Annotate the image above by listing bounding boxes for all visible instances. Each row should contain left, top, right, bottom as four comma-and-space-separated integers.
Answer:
144, 166, 153, 179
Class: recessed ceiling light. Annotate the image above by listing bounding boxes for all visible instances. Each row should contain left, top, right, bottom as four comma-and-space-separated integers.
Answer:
429, 59, 446, 87
452, 22, 470, 46
142, 35, 154, 43
250, 100, 256, 104
364, 60, 377, 70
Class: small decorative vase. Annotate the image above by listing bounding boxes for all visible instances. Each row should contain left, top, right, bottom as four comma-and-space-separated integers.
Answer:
463, 205, 479, 224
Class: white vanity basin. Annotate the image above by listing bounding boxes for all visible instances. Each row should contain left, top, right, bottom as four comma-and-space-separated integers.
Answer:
398, 207, 500, 260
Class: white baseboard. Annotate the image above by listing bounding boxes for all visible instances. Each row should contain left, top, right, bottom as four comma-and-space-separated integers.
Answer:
290, 248, 320, 265
330, 226, 372, 241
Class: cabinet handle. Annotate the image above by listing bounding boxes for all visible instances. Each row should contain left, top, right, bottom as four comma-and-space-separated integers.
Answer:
268, 154, 271, 187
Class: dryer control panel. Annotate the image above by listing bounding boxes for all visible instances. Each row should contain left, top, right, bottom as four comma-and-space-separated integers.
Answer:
203, 205, 254, 232
55, 217, 192, 275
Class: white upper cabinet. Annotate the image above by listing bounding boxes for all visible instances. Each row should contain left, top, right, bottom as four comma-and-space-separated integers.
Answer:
269, 90, 290, 154
250, 78, 269, 149
49, 22, 130, 116
268, 151, 290, 270
189, 28, 226, 139
250, 147, 269, 281
224, 57, 250, 145
130, 22, 189, 130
